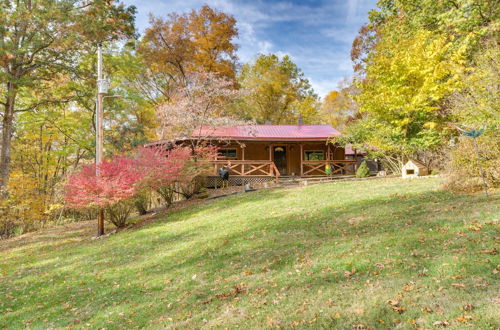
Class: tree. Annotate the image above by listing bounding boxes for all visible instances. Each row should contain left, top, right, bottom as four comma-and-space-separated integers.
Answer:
156, 72, 245, 146
352, 30, 465, 168
445, 40, 500, 191
137, 4, 238, 104
345, 0, 498, 174
0, 0, 136, 193
237, 54, 320, 124
321, 78, 359, 131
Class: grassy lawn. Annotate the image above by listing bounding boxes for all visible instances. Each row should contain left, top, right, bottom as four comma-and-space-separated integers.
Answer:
1, 177, 499, 329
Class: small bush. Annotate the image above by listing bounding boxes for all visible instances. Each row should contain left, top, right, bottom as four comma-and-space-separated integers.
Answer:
134, 192, 150, 215
178, 175, 207, 199
106, 200, 135, 228
443, 136, 499, 193
157, 184, 176, 207
356, 161, 370, 178
196, 188, 209, 199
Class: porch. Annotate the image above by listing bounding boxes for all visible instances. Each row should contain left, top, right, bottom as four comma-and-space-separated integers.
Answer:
207, 141, 359, 186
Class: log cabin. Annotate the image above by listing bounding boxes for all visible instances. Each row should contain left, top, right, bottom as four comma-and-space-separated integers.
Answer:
145, 124, 358, 186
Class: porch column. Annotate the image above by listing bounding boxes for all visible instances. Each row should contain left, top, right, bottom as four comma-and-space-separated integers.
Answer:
300, 143, 303, 176
268, 144, 272, 161
214, 149, 218, 175
241, 143, 245, 174
354, 148, 358, 170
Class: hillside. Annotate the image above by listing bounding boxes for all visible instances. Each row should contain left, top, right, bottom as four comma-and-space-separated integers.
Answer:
1, 178, 499, 329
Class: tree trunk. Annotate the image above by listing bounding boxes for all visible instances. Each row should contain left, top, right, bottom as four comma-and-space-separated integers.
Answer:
0, 83, 17, 195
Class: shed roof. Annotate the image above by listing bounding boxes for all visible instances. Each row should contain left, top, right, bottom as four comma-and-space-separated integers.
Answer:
404, 159, 427, 169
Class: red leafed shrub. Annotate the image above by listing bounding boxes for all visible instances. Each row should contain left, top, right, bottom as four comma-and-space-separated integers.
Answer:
65, 156, 142, 209
133, 146, 192, 207
65, 145, 217, 227
134, 147, 191, 191
65, 156, 144, 228
177, 146, 218, 198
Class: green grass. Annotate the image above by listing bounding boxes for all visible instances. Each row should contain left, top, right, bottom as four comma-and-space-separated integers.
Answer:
1, 178, 499, 329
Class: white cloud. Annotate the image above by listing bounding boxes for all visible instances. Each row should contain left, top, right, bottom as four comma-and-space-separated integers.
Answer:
122, 0, 378, 98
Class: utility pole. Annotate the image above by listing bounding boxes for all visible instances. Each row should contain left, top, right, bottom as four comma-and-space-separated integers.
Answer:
96, 43, 108, 237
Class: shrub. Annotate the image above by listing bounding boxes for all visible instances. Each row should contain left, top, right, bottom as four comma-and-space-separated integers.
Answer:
195, 187, 209, 199
442, 136, 499, 192
356, 161, 371, 178
134, 146, 191, 207
0, 172, 48, 239
106, 200, 136, 228
176, 146, 216, 199
65, 157, 143, 228
134, 192, 150, 215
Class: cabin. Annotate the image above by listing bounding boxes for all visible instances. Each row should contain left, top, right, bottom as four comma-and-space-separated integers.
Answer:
402, 159, 429, 178
145, 125, 358, 186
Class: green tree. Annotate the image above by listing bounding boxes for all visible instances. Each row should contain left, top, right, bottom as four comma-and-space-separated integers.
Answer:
237, 54, 320, 124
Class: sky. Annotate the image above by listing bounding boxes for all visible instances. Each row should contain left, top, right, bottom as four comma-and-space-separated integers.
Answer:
121, 0, 378, 99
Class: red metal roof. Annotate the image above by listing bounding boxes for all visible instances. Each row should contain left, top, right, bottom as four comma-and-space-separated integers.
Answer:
192, 125, 340, 141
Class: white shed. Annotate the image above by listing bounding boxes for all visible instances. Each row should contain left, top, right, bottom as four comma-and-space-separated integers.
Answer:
402, 160, 429, 178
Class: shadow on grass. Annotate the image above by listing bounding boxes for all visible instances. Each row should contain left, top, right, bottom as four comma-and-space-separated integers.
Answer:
1, 185, 498, 328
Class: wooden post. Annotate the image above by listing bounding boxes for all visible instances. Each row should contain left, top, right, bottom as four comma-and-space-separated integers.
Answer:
96, 44, 105, 237
241, 143, 245, 174
354, 148, 358, 174
354, 148, 358, 170
268, 144, 272, 161
275, 163, 279, 184
300, 143, 303, 177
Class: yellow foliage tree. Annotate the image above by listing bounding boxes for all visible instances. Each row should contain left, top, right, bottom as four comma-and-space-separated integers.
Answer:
355, 29, 466, 156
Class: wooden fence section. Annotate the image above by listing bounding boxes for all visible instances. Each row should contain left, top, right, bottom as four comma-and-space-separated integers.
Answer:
302, 160, 357, 176
210, 160, 281, 184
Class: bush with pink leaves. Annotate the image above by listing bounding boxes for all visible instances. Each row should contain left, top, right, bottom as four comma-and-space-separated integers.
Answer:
64, 146, 210, 227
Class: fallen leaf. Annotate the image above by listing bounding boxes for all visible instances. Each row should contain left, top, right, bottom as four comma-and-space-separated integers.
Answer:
462, 304, 474, 311
433, 320, 450, 327
452, 283, 465, 289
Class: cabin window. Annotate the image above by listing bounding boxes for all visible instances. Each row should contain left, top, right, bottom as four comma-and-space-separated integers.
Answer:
304, 151, 324, 161
218, 148, 237, 159
406, 169, 415, 175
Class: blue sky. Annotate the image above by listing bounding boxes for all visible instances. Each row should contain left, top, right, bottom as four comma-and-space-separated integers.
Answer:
122, 0, 378, 98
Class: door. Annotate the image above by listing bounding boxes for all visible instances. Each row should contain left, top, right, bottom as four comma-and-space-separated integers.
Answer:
273, 146, 287, 175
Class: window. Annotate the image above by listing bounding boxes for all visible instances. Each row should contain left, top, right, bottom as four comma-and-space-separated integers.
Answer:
406, 169, 415, 175
304, 151, 324, 161
218, 148, 237, 159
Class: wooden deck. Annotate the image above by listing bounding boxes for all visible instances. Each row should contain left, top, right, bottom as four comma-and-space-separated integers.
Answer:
210, 160, 281, 184
210, 159, 358, 184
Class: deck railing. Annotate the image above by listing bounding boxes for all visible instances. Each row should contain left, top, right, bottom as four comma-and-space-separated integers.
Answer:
302, 160, 357, 176
210, 160, 281, 184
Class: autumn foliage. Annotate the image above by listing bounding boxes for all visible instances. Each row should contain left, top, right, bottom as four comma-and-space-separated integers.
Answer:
65, 157, 141, 209
134, 147, 191, 191
64, 146, 215, 227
